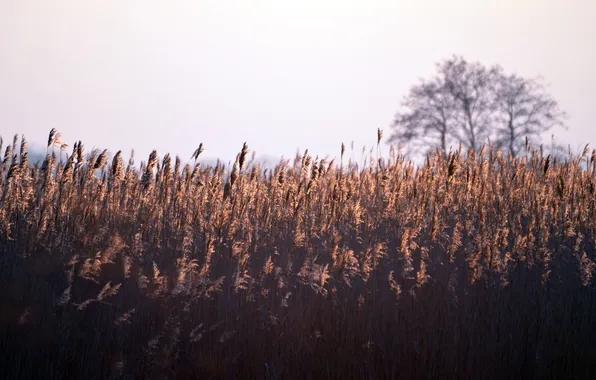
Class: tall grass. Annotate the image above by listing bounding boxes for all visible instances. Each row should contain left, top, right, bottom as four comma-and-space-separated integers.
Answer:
0, 130, 595, 379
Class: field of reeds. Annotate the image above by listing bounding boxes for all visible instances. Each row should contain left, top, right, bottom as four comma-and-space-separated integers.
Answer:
1, 130, 595, 379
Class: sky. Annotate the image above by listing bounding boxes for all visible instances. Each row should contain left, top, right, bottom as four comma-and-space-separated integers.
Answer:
1, 0, 595, 165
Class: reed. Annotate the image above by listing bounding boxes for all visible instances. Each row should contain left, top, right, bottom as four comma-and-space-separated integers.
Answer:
0, 130, 595, 379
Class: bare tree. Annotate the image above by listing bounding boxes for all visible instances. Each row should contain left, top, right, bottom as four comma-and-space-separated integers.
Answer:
442, 57, 501, 151
494, 73, 567, 157
391, 78, 458, 156
389, 56, 567, 158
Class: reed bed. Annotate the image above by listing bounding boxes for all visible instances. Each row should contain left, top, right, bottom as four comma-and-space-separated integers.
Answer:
0, 130, 595, 379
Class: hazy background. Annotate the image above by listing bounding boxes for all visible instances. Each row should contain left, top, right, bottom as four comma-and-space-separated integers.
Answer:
1, 0, 595, 164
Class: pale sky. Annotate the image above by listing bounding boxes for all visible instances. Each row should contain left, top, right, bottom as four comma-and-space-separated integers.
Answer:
1, 0, 595, 164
